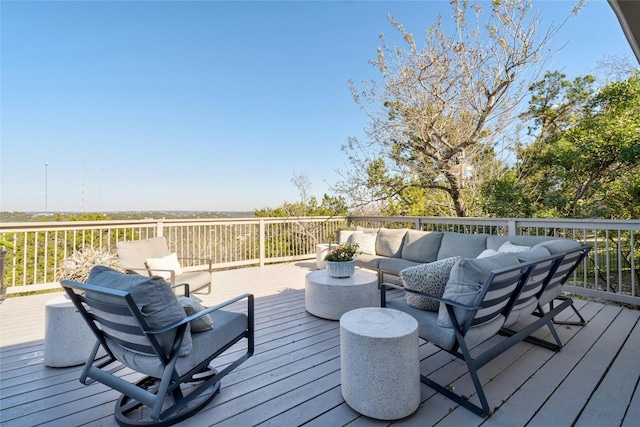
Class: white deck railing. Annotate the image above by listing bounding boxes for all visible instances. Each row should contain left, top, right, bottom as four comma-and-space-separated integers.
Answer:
1, 216, 638, 306
0, 217, 346, 294
348, 216, 640, 306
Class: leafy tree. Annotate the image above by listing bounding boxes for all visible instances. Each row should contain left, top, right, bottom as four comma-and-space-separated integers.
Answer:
254, 174, 349, 257
255, 174, 348, 217
337, 0, 569, 217
516, 71, 640, 218
253, 195, 348, 218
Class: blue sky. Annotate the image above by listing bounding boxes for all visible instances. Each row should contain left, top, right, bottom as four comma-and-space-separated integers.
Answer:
0, 0, 635, 213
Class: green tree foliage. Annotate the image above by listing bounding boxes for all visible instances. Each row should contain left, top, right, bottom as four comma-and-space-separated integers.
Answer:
254, 194, 348, 218
338, 0, 563, 217
254, 174, 349, 258
514, 71, 640, 219
255, 174, 348, 218
53, 212, 111, 221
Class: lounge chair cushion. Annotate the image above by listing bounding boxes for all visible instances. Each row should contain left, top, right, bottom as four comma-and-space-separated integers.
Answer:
437, 254, 520, 328
401, 256, 461, 311
178, 297, 214, 332
106, 309, 247, 378
116, 237, 170, 275
375, 228, 407, 258
145, 252, 184, 279
401, 231, 444, 263
86, 265, 193, 356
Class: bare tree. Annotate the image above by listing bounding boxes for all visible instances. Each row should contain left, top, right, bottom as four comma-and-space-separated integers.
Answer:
337, 0, 575, 217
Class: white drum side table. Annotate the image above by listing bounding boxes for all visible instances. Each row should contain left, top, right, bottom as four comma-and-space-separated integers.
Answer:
315, 243, 332, 269
340, 307, 420, 420
44, 295, 105, 367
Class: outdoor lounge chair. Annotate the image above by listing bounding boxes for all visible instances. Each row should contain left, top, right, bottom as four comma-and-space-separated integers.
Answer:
61, 266, 254, 426
116, 237, 213, 294
381, 252, 574, 417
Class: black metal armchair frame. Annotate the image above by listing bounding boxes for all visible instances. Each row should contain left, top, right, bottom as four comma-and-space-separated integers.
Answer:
61, 280, 254, 426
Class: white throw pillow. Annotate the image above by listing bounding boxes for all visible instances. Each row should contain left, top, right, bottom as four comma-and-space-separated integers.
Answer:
145, 252, 183, 280
348, 232, 377, 255
498, 241, 531, 253
400, 257, 462, 312
477, 249, 500, 258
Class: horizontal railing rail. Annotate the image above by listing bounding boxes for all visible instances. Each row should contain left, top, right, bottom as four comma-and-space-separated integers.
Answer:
1, 216, 638, 306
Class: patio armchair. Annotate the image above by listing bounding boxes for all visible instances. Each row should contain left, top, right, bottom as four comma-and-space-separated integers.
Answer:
116, 237, 212, 294
61, 265, 254, 426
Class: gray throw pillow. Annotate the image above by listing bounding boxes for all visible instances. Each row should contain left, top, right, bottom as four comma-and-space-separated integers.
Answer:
401, 230, 443, 263
401, 257, 462, 311
178, 297, 214, 332
375, 228, 407, 258
437, 253, 520, 328
86, 265, 192, 356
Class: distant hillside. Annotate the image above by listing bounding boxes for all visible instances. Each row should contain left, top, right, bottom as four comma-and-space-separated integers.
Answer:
0, 211, 255, 223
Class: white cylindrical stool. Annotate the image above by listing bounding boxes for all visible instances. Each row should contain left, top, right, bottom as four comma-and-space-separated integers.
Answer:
44, 295, 104, 367
315, 244, 332, 269
340, 307, 420, 420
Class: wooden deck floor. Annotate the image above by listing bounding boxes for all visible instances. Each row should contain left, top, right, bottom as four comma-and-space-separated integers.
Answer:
1, 261, 639, 426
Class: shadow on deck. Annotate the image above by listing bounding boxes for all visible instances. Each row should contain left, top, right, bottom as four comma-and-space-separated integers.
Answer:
1, 262, 639, 426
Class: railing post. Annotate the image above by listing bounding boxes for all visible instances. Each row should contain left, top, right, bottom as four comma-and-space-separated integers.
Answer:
508, 219, 517, 236
259, 219, 265, 267
0, 249, 8, 301
156, 220, 164, 238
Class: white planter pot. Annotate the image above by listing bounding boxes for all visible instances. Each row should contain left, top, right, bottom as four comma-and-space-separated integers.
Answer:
326, 260, 356, 278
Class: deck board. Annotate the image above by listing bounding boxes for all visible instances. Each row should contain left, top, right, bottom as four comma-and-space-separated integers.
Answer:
1, 262, 639, 427
573, 314, 640, 427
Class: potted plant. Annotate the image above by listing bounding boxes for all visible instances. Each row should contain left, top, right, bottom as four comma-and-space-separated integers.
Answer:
324, 242, 359, 278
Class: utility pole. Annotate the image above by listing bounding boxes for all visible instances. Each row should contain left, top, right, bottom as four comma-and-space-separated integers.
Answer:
45, 162, 48, 213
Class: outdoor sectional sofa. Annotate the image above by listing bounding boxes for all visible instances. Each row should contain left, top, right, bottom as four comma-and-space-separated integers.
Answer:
338, 227, 585, 281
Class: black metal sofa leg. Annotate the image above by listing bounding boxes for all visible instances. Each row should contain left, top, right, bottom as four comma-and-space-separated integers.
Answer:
550, 296, 587, 326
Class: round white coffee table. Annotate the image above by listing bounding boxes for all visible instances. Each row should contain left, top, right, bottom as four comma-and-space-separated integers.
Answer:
305, 269, 378, 320
340, 307, 420, 420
